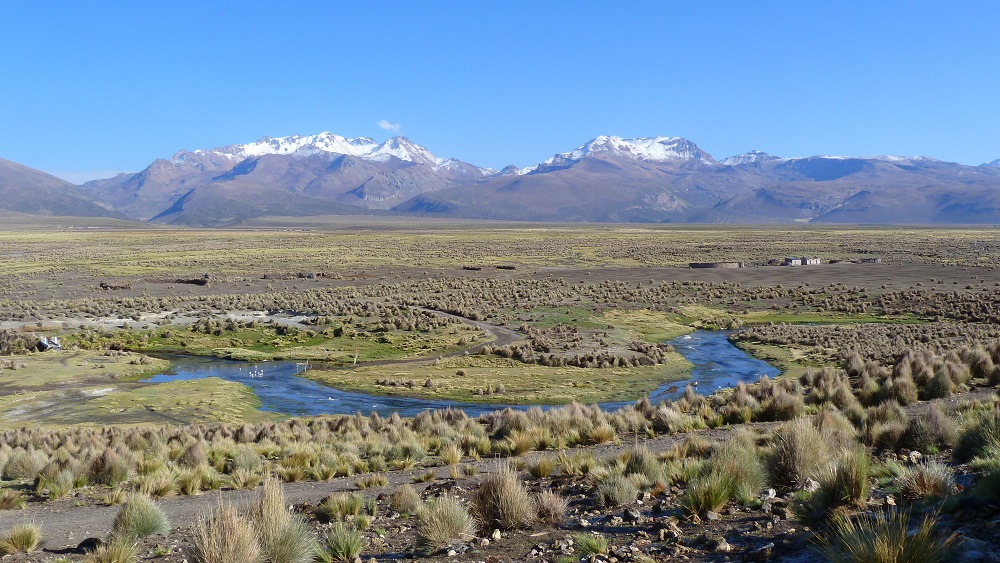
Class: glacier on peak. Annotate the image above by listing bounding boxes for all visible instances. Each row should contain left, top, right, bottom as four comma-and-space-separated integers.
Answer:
169, 132, 488, 174
720, 150, 780, 166
539, 136, 715, 168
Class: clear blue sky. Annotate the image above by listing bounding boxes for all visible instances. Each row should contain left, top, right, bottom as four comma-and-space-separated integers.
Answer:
2, 1, 998, 183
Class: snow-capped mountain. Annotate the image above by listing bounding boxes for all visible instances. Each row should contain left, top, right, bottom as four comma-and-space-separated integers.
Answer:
68, 131, 1000, 226
172, 133, 491, 175
720, 150, 781, 166
524, 136, 715, 173
983, 158, 1000, 168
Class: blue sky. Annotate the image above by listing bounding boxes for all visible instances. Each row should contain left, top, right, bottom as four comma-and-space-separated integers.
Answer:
2, 1, 998, 183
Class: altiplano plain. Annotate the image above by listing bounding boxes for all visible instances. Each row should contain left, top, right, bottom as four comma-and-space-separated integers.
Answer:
0, 221, 998, 561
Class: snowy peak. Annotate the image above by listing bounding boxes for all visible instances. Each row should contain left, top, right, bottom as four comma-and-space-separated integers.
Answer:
169, 132, 491, 174
176, 132, 379, 162
721, 150, 780, 166
540, 136, 715, 168
982, 158, 1000, 168
367, 137, 438, 166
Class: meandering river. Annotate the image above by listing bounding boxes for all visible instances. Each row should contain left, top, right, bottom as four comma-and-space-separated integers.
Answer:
144, 330, 779, 417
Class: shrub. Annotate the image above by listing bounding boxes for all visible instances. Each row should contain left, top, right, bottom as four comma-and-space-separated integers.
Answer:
681, 471, 733, 516
819, 509, 955, 563
0, 488, 26, 510
595, 473, 638, 508
84, 536, 139, 563
707, 432, 767, 504
622, 446, 663, 484
472, 466, 535, 530
796, 447, 872, 524
896, 463, 954, 500
768, 419, 831, 493
191, 501, 261, 563
416, 495, 476, 552
326, 521, 365, 562
390, 484, 423, 515
0, 522, 42, 555
439, 443, 462, 466
316, 493, 364, 523
254, 477, 317, 563
90, 448, 132, 486
900, 405, 958, 453
111, 493, 170, 540
535, 490, 568, 526
573, 533, 609, 556
954, 411, 1000, 462
3, 448, 47, 480
527, 456, 557, 479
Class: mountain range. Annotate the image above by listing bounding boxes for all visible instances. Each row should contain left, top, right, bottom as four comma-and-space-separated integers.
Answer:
4, 133, 1000, 225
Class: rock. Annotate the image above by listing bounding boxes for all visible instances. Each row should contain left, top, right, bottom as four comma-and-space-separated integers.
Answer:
748, 542, 775, 561
886, 494, 896, 506
76, 538, 103, 553
492, 529, 502, 541
705, 511, 721, 521
763, 488, 776, 499
709, 537, 732, 552
622, 508, 642, 522
957, 537, 1000, 562
801, 478, 820, 493
578, 518, 591, 528
480, 538, 490, 547
447, 549, 457, 557
909, 450, 922, 464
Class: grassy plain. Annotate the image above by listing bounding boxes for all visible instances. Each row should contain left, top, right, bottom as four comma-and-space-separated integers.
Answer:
1, 220, 999, 424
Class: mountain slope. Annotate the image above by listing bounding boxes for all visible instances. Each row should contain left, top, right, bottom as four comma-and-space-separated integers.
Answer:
75, 133, 1000, 225
82, 133, 489, 225
0, 157, 125, 218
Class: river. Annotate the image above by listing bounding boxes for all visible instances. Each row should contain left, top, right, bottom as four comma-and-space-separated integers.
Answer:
144, 330, 779, 417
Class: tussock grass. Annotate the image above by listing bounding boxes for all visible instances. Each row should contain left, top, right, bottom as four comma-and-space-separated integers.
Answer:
416, 495, 476, 552
896, 463, 954, 500
536, 490, 568, 526
326, 521, 365, 562
254, 477, 317, 563
192, 501, 261, 563
0, 522, 42, 555
84, 537, 139, 563
819, 509, 955, 563
768, 419, 831, 493
573, 532, 609, 556
472, 465, 535, 530
390, 484, 423, 515
111, 493, 170, 540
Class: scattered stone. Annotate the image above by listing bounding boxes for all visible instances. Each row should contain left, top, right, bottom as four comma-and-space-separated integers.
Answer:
76, 538, 103, 553
492, 529, 502, 541
709, 537, 732, 552
705, 511, 721, 521
578, 518, 591, 528
909, 450, 922, 464
748, 542, 775, 561
622, 507, 642, 522
886, 494, 896, 506
801, 478, 820, 493
480, 539, 490, 547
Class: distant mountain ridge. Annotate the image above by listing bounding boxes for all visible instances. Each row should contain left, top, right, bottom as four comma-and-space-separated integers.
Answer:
5, 132, 1000, 225
0, 157, 124, 219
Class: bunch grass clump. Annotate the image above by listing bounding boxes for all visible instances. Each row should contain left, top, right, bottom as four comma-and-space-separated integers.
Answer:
416, 495, 476, 552
819, 509, 955, 563
472, 465, 535, 531
111, 493, 170, 540
191, 501, 261, 563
